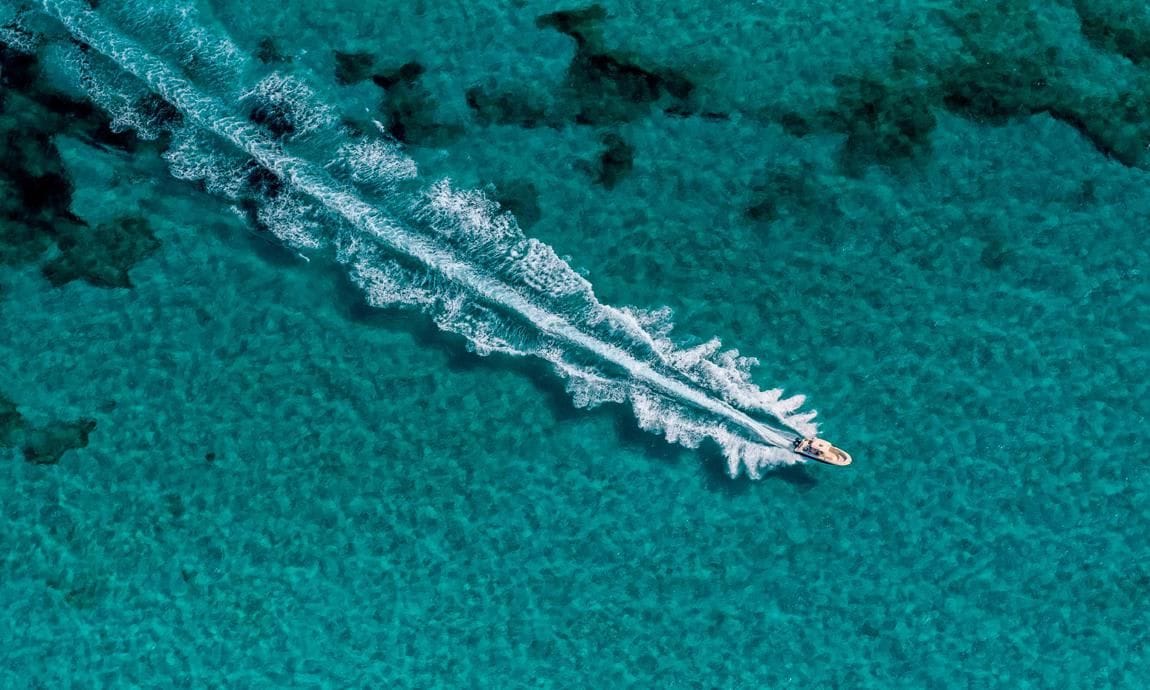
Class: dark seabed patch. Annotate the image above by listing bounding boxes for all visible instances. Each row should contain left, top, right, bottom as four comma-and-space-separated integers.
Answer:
255, 36, 291, 64
20, 418, 98, 465
771, 4, 1150, 172
493, 179, 543, 228
465, 84, 554, 129
371, 60, 425, 91
334, 49, 376, 86
589, 132, 634, 189
466, 3, 703, 130
0, 394, 22, 445
370, 60, 460, 146
0, 392, 96, 465
41, 215, 161, 288
744, 162, 826, 225
1, 38, 160, 284
1073, 0, 1150, 66
536, 4, 696, 125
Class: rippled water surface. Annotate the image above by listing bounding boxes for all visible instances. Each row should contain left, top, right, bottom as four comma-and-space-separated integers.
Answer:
1, 0, 1147, 686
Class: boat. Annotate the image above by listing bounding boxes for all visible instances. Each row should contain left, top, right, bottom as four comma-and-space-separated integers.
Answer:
793, 437, 853, 466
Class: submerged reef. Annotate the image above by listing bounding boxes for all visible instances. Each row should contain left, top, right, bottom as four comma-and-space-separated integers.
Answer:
0, 35, 161, 285
467, 4, 699, 130
744, 162, 824, 225
467, 0, 1150, 201
334, 50, 375, 86
570, 131, 636, 189
21, 418, 97, 465
0, 37, 38, 90
255, 36, 291, 65
738, 1, 1150, 222
464, 4, 704, 199
536, 5, 696, 125
591, 132, 634, 189
772, 2, 1150, 172
364, 59, 460, 146
0, 394, 21, 445
492, 179, 542, 228
41, 215, 160, 288
933, 2, 1150, 168
465, 85, 554, 129
0, 392, 96, 465
371, 60, 425, 91
1073, 0, 1150, 66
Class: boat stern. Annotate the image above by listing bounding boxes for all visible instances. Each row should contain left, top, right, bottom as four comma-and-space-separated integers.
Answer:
794, 437, 853, 466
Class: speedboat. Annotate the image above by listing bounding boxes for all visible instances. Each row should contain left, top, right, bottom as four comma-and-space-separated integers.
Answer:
793, 437, 853, 466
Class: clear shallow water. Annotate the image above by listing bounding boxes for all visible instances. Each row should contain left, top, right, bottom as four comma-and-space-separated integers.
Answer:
1, 0, 1148, 687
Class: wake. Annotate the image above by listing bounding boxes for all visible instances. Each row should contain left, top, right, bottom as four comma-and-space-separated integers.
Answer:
18, 0, 821, 477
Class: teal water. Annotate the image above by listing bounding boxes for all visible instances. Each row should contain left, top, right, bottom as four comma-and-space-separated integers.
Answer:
1, 1, 1148, 687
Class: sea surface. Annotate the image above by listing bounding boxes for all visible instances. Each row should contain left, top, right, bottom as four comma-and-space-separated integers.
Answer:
1, 0, 1147, 687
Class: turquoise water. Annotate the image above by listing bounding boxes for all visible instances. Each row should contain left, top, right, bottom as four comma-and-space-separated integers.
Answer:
2, 0, 1148, 687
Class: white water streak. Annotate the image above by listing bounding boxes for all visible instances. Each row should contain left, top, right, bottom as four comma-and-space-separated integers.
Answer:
39, 0, 814, 475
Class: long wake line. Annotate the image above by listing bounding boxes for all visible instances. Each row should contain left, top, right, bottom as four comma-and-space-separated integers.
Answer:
34, 0, 812, 474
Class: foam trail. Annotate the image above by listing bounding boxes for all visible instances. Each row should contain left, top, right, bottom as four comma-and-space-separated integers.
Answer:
47, 2, 822, 444
35, 0, 817, 476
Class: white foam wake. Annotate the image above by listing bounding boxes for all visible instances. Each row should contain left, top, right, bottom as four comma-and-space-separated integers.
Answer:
32, 0, 823, 476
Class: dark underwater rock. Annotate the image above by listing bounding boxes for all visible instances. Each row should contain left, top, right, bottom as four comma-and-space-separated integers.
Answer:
21, 419, 96, 465
371, 61, 425, 91
935, 6, 1150, 167
381, 86, 431, 143
535, 4, 608, 47
0, 394, 22, 446
777, 112, 814, 138
334, 50, 376, 86
34, 92, 98, 122
463, 3, 700, 129
8, 80, 138, 155
0, 117, 82, 266
82, 119, 139, 153
770, 64, 938, 170
979, 238, 1015, 271
339, 117, 367, 137
464, 4, 711, 131
830, 74, 937, 169
540, 5, 697, 125
0, 393, 95, 464
665, 105, 728, 122
569, 50, 694, 124
41, 216, 160, 289
744, 163, 821, 224
494, 179, 542, 228
465, 85, 552, 128
947, 2, 1150, 167
769, 4, 1150, 172
0, 41, 40, 91
1074, 1, 1150, 66
30, 92, 140, 153
256, 37, 290, 64
376, 66, 460, 146
1, 84, 159, 282
0, 210, 59, 267
593, 132, 634, 189
15, 167, 73, 218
